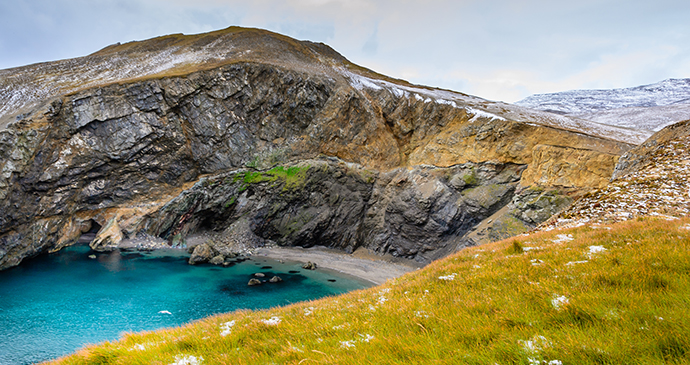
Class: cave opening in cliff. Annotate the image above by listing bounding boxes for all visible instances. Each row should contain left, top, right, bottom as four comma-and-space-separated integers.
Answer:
77, 220, 102, 244
197, 211, 219, 233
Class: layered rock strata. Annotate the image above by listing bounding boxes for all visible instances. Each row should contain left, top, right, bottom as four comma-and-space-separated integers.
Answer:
0, 28, 636, 269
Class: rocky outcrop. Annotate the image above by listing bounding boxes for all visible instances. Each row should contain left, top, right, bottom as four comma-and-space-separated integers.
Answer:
188, 243, 215, 265
0, 27, 637, 270
612, 119, 690, 180
541, 120, 690, 230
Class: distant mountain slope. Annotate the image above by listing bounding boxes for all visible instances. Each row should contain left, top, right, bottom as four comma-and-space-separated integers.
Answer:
515, 79, 690, 134
516, 78, 690, 114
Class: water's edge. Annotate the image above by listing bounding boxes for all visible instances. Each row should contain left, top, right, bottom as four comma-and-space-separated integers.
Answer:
0, 245, 372, 365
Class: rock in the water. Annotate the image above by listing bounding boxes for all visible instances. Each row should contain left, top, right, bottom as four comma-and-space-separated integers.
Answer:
254, 272, 266, 278
302, 261, 317, 270
88, 254, 97, 259
248, 278, 262, 286
209, 255, 225, 265
188, 243, 215, 265
269, 276, 283, 283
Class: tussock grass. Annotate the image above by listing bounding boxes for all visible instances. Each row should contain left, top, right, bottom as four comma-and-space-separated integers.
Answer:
51, 217, 690, 364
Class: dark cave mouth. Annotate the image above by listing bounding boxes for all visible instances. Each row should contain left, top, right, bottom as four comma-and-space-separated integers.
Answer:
77, 220, 102, 244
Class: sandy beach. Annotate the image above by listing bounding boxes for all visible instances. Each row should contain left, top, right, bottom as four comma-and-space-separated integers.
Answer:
252, 246, 422, 285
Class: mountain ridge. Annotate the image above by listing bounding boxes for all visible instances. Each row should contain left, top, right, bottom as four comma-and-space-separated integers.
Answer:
515, 78, 690, 135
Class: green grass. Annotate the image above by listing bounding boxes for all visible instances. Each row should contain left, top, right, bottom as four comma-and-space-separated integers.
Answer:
234, 165, 310, 192
51, 217, 690, 364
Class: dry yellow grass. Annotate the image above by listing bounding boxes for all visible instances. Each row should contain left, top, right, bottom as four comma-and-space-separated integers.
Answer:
51, 217, 690, 364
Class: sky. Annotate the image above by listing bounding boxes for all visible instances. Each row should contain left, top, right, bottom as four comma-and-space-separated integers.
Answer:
0, 0, 689, 103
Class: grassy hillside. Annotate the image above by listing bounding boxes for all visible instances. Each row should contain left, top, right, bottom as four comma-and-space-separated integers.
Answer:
51, 216, 690, 364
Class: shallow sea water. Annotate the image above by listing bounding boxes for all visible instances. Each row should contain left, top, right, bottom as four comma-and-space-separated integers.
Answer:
0, 245, 371, 364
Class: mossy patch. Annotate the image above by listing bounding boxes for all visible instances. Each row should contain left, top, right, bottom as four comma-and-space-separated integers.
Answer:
232, 165, 311, 192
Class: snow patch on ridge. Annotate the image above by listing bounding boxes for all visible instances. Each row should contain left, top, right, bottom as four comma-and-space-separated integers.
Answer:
339, 68, 649, 145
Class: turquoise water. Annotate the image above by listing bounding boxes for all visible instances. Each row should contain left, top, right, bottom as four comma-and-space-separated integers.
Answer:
0, 245, 371, 364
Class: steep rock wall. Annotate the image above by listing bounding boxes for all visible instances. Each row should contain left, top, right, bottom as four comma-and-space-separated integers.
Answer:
0, 59, 634, 269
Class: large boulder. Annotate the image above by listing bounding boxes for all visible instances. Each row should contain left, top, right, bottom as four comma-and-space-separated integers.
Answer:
188, 243, 216, 265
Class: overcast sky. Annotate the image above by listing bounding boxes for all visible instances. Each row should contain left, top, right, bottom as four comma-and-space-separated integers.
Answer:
1, 0, 689, 102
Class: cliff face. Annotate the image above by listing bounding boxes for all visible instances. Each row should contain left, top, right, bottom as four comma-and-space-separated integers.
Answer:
0, 27, 636, 269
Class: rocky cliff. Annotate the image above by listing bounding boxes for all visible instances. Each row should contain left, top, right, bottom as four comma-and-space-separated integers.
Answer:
0, 27, 638, 270
539, 119, 690, 231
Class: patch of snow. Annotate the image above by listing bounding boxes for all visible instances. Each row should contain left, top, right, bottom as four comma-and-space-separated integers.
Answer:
436, 99, 458, 108
438, 273, 457, 281
587, 245, 607, 256
169, 355, 204, 365
551, 234, 574, 244
515, 78, 690, 114
552, 295, 569, 310
261, 316, 281, 326
466, 107, 506, 122
377, 288, 390, 304
359, 333, 375, 343
340, 340, 356, 349
520, 335, 551, 353
220, 320, 235, 337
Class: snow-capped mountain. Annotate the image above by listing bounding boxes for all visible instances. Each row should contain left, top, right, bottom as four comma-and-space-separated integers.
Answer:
515, 79, 690, 133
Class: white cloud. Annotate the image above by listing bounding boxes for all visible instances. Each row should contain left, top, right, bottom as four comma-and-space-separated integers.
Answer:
0, 0, 689, 101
